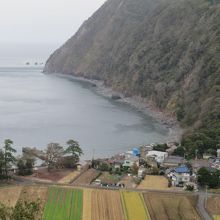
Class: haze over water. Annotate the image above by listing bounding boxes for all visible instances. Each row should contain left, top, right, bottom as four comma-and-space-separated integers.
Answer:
0, 44, 169, 159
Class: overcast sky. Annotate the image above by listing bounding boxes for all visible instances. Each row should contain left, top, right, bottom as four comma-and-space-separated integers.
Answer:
0, 0, 106, 44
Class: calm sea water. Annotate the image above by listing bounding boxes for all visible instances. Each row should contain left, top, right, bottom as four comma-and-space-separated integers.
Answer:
0, 44, 169, 159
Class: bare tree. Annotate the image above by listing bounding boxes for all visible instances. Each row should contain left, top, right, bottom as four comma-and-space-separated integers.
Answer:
45, 143, 64, 171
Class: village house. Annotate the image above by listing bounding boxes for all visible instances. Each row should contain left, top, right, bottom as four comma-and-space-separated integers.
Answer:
113, 160, 124, 169
190, 159, 211, 173
211, 158, 220, 170
203, 153, 216, 160
122, 155, 139, 168
161, 156, 186, 168
167, 165, 190, 186
146, 150, 168, 164
217, 149, 220, 158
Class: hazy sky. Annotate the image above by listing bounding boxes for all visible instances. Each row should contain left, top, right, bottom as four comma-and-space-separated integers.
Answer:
0, 0, 106, 44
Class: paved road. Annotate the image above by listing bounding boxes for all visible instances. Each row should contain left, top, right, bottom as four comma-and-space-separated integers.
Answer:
197, 193, 212, 220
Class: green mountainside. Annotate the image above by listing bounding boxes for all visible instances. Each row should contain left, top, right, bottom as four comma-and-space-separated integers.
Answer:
44, 0, 220, 158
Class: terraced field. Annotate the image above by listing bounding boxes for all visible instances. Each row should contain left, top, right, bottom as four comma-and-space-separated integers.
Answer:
144, 192, 201, 220
0, 186, 22, 207
0, 186, 204, 220
82, 189, 92, 220
121, 191, 150, 220
42, 187, 83, 220
92, 190, 125, 220
207, 196, 220, 220
19, 186, 48, 220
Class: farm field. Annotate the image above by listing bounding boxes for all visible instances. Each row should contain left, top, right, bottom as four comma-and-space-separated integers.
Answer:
58, 170, 80, 184
82, 189, 92, 220
42, 187, 83, 220
33, 168, 74, 182
98, 172, 120, 184
19, 186, 48, 220
0, 185, 210, 220
207, 196, 220, 220
144, 192, 201, 220
138, 175, 169, 190
121, 191, 149, 220
73, 168, 100, 185
91, 190, 125, 220
0, 186, 22, 207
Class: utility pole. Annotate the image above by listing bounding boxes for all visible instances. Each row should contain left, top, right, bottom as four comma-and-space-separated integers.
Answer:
195, 149, 198, 160
205, 185, 208, 209
92, 148, 95, 161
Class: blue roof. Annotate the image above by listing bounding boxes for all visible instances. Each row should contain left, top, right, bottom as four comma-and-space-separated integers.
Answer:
174, 166, 190, 173
132, 148, 140, 156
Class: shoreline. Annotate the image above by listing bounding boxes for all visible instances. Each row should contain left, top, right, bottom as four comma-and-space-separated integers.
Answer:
51, 73, 184, 143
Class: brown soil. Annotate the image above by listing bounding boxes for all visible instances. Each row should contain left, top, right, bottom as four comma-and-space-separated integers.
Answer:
73, 169, 100, 185
144, 192, 201, 220
207, 196, 220, 215
91, 190, 125, 220
32, 168, 73, 182
82, 189, 92, 220
138, 175, 170, 190
0, 186, 23, 207
19, 186, 48, 220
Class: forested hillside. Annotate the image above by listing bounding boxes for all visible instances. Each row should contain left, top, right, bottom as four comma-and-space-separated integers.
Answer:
44, 0, 220, 158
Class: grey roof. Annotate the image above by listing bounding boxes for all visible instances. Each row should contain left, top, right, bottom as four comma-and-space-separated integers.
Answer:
191, 159, 211, 169
163, 156, 186, 164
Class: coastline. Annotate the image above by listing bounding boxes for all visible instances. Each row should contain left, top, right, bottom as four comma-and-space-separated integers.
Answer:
51, 73, 184, 143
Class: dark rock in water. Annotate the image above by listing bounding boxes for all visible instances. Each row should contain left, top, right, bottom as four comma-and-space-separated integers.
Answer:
91, 84, 97, 88
111, 95, 121, 100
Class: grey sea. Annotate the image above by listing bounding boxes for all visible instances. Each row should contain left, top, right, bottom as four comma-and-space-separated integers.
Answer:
0, 44, 169, 159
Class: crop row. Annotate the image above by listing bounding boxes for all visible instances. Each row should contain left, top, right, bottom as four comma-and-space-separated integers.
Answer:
42, 187, 83, 220
40, 187, 202, 220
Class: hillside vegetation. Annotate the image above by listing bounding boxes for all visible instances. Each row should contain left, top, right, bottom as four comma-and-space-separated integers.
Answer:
44, 0, 220, 157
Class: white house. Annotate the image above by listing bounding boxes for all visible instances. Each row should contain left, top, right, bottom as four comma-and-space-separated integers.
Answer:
122, 155, 139, 168
217, 149, 220, 158
146, 150, 168, 163
167, 165, 190, 186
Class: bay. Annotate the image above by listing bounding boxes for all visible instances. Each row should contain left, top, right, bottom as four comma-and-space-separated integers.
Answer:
0, 44, 169, 159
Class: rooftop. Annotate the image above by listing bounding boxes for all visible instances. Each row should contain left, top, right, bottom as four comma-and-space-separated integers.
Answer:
174, 166, 190, 173
163, 156, 186, 164
147, 150, 168, 156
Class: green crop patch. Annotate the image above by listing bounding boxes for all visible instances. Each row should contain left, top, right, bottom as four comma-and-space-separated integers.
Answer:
42, 187, 83, 220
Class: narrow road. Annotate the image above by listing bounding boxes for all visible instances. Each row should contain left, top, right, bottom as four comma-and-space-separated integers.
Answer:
197, 193, 212, 220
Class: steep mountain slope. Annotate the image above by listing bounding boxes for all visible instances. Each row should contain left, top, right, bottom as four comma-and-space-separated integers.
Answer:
44, 0, 220, 157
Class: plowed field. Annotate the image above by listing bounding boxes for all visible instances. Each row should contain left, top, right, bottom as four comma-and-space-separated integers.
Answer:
91, 190, 125, 220
144, 192, 200, 220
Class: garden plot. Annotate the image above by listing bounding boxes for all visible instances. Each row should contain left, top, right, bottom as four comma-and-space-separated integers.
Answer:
42, 187, 83, 220
91, 189, 125, 220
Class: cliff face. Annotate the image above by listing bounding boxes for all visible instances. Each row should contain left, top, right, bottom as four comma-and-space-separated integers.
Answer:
44, 0, 220, 155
